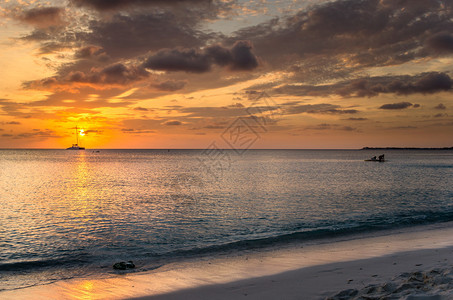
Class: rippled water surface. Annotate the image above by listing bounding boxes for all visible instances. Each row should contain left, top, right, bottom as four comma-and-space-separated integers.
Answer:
1, 149, 452, 290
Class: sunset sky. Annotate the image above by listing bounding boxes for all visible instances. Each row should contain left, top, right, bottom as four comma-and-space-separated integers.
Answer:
0, 0, 452, 149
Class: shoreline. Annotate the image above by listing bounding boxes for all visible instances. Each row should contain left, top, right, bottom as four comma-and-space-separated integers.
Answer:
2, 222, 453, 299
140, 247, 453, 300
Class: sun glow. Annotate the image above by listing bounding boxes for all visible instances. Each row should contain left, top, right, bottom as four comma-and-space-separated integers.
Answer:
79, 129, 85, 136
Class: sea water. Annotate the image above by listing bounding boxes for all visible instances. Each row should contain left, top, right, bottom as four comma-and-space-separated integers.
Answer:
0, 149, 452, 291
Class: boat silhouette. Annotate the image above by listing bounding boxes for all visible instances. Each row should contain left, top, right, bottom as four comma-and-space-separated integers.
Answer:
66, 126, 85, 150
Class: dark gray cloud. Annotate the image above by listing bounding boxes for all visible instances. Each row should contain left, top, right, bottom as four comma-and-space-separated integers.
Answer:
15, 0, 244, 106
434, 103, 447, 110
74, 46, 109, 62
427, 33, 453, 53
121, 128, 156, 134
20, 30, 52, 41
142, 41, 258, 73
387, 126, 417, 130
82, 129, 102, 136
339, 72, 452, 97
414, 73, 452, 94
285, 104, 358, 115
20, 33, 72, 56
75, 46, 101, 58
379, 102, 413, 110
342, 126, 356, 132
178, 106, 249, 118
0, 100, 33, 119
70, 0, 213, 11
157, 102, 351, 121
17, 7, 65, 28
226, 103, 244, 108
203, 124, 225, 129
15, 0, 453, 125
434, 113, 448, 118
305, 124, 357, 131
153, 80, 187, 91
14, 129, 60, 139
232, 0, 453, 80
273, 72, 453, 98
26, 63, 149, 89
133, 107, 149, 111
163, 120, 183, 126
229, 41, 259, 70
244, 90, 263, 100
95, 64, 149, 85
19, 7, 213, 61
1, 121, 21, 125
84, 12, 211, 60
344, 117, 368, 121
144, 48, 210, 73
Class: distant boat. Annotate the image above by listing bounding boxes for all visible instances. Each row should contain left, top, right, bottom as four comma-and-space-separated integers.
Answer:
365, 154, 385, 162
66, 126, 85, 150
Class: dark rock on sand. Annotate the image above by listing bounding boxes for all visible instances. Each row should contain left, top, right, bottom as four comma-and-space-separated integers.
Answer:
113, 261, 135, 270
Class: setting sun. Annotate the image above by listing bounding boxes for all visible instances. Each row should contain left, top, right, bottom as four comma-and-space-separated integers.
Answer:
1, 1, 453, 299
0, 0, 452, 149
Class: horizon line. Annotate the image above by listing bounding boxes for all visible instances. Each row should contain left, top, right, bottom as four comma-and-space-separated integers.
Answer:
1, 147, 452, 150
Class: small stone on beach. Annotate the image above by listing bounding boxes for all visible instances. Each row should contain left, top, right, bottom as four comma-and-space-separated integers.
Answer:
113, 261, 136, 270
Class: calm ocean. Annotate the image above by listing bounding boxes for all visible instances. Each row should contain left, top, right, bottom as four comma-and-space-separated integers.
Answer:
1, 149, 452, 291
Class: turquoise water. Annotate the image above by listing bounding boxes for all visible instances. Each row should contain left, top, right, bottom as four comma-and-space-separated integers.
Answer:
0, 149, 452, 290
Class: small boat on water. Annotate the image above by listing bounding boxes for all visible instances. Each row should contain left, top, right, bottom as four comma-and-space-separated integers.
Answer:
66, 126, 85, 150
365, 154, 385, 162
67, 144, 85, 150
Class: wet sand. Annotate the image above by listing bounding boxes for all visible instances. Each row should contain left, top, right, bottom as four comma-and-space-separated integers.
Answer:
2, 222, 453, 299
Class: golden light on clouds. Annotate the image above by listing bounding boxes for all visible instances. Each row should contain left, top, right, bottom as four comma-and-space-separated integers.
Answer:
1, 0, 452, 148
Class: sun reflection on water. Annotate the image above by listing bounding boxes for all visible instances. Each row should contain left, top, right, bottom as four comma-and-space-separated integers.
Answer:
1, 149, 453, 293
68, 152, 93, 224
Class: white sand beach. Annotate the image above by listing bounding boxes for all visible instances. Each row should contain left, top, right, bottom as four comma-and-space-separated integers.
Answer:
2, 222, 453, 300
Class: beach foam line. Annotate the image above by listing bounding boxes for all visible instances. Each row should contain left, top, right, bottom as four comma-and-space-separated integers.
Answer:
2, 222, 453, 299
139, 247, 453, 300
